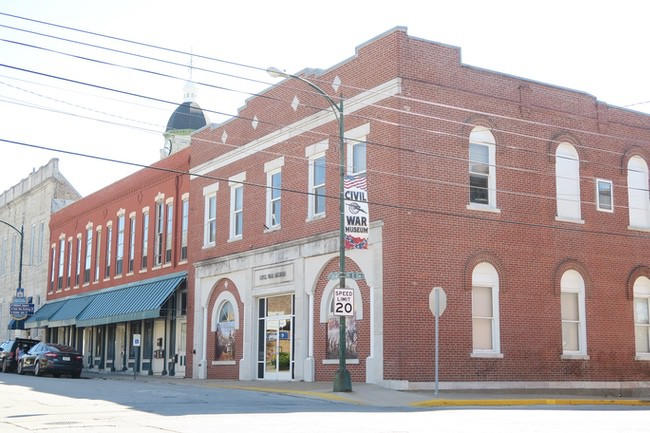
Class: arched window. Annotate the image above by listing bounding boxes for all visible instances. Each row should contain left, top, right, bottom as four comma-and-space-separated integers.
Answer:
560, 270, 587, 357
555, 143, 581, 221
327, 294, 358, 360
633, 276, 650, 357
468, 127, 497, 208
627, 156, 650, 229
215, 301, 236, 361
471, 262, 501, 356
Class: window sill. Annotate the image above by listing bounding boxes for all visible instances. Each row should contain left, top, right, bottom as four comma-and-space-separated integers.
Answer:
264, 225, 281, 233
202, 243, 216, 250
635, 354, 650, 361
628, 225, 650, 233
322, 358, 360, 365
211, 360, 236, 366
466, 204, 501, 214
561, 354, 590, 360
307, 213, 327, 223
555, 216, 585, 224
470, 352, 503, 359
228, 236, 242, 243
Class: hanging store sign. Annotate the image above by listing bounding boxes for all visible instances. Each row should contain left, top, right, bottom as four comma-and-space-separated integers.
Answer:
10, 288, 34, 320
344, 175, 369, 249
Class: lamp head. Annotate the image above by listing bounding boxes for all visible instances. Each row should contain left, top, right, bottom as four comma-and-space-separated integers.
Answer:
267, 67, 289, 79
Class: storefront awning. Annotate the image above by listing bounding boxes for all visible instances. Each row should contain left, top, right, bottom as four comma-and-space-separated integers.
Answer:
23, 272, 186, 329
24, 299, 67, 329
8, 319, 26, 330
47, 295, 98, 328
75, 273, 185, 327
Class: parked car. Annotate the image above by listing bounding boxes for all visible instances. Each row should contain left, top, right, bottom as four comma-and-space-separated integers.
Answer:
0, 338, 39, 373
17, 342, 83, 378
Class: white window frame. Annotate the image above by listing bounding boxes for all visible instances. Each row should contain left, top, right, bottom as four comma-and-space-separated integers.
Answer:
306, 140, 329, 220
203, 183, 219, 247
627, 156, 650, 230
471, 262, 502, 357
467, 127, 498, 211
560, 270, 588, 359
346, 123, 370, 176
165, 198, 174, 263
595, 179, 613, 212
633, 276, 650, 360
229, 173, 246, 241
57, 237, 65, 290
180, 194, 189, 261
116, 211, 125, 276
265, 157, 284, 231
141, 208, 149, 270
555, 143, 583, 222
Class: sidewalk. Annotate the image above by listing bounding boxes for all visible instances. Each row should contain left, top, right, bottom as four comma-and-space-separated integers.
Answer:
82, 370, 650, 408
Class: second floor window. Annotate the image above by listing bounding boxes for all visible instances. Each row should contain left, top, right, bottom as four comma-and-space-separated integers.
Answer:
205, 193, 217, 246
468, 127, 496, 208
154, 201, 164, 266
57, 238, 65, 290
116, 215, 125, 275
181, 197, 189, 261
309, 154, 326, 217
165, 202, 173, 263
141, 211, 149, 270
84, 228, 92, 283
230, 184, 243, 239
104, 225, 112, 279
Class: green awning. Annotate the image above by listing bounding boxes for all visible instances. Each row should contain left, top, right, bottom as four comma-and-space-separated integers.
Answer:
24, 299, 67, 329
47, 295, 98, 327
75, 273, 185, 327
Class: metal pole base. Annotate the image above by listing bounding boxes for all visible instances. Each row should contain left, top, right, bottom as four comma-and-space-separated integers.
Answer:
333, 369, 352, 392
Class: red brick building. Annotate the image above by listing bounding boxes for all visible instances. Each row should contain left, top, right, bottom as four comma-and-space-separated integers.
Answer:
26, 83, 208, 376
188, 27, 650, 391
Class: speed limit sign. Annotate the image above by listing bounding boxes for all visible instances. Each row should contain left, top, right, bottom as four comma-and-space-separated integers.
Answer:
334, 288, 354, 316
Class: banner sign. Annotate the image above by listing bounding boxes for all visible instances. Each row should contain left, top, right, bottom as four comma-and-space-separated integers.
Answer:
10, 288, 34, 320
344, 175, 369, 249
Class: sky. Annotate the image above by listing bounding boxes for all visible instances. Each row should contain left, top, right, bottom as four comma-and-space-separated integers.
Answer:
0, 0, 648, 197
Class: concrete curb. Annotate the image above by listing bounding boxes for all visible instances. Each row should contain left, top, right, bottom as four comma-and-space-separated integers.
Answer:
411, 398, 650, 407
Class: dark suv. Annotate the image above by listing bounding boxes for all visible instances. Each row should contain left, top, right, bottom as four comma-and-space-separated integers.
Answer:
0, 338, 39, 373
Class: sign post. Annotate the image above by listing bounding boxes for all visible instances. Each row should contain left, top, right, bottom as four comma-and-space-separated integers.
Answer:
429, 287, 447, 397
132, 334, 141, 380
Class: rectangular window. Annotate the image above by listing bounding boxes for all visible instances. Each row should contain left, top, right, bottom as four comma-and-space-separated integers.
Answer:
128, 215, 136, 273
57, 239, 65, 289
29, 224, 36, 266
50, 244, 56, 292
349, 141, 367, 176
561, 292, 580, 352
11, 233, 16, 273
634, 297, 650, 354
268, 170, 282, 228
66, 239, 72, 288
165, 202, 173, 263
205, 194, 217, 246
116, 215, 125, 275
84, 228, 92, 283
141, 211, 149, 270
0, 238, 5, 276
469, 143, 490, 205
309, 154, 326, 217
472, 286, 494, 351
94, 228, 101, 282
75, 236, 81, 286
38, 221, 44, 263
230, 184, 243, 239
154, 201, 164, 266
104, 225, 112, 279
596, 179, 613, 212
181, 197, 189, 261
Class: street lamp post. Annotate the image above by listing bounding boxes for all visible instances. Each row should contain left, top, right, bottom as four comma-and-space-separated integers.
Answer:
0, 220, 24, 291
267, 67, 352, 392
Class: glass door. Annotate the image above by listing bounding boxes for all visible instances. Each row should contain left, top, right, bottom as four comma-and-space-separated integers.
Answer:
258, 295, 294, 380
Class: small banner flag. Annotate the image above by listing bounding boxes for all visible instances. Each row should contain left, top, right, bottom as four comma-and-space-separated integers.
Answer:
344, 175, 369, 249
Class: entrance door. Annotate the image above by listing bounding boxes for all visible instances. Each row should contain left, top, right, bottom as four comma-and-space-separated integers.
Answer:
258, 295, 294, 381
175, 319, 187, 376
264, 317, 292, 380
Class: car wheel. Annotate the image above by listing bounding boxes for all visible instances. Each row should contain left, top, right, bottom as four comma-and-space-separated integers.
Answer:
17, 361, 25, 375
71, 371, 81, 379
34, 361, 42, 377
1, 359, 8, 373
